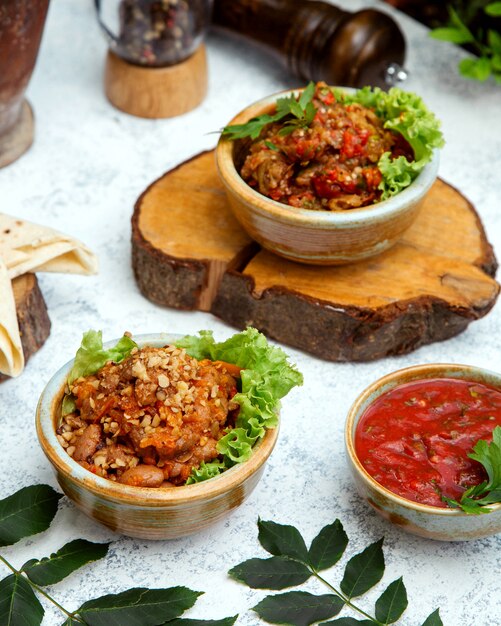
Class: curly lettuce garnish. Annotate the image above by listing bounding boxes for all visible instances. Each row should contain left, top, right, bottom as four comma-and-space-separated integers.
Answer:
176, 327, 304, 482
63, 328, 302, 484
68, 330, 137, 384
332, 86, 444, 200
62, 331, 138, 416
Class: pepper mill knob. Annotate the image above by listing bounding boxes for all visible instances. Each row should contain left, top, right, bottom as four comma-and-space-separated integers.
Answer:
212, 0, 406, 89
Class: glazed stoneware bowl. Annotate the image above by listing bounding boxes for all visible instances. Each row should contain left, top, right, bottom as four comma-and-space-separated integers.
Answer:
216, 88, 440, 265
36, 333, 279, 540
345, 363, 501, 541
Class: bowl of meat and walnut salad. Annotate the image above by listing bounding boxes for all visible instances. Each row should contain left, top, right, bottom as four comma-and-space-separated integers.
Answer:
216, 82, 443, 265
36, 328, 302, 539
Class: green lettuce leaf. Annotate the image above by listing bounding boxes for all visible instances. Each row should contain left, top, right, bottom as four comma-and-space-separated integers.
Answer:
186, 460, 227, 485
62, 331, 138, 417
177, 328, 303, 478
68, 331, 138, 385
332, 86, 444, 200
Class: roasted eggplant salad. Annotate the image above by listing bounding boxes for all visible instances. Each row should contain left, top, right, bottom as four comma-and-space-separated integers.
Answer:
223, 82, 444, 211
57, 328, 302, 488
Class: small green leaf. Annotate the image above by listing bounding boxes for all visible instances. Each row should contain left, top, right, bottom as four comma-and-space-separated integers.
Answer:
0, 485, 62, 547
0, 574, 44, 626
447, 5, 469, 30
421, 608, 444, 626
253, 592, 344, 626
264, 141, 280, 152
308, 520, 348, 572
229, 556, 311, 590
298, 82, 315, 110
61, 395, 77, 417
166, 618, 238, 626
22, 539, 110, 586
321, 619, 374, 625
77, 587, 202, 626
469, 426, 501, 489
340, 539, 385, 599
258, 519, 309, 563
488, 30, 501, 55
430, 27, 474, 44
485, 3, 501, 17
491, 54, 501, 71
459, 57, 492, 81
374, 577, 408, 624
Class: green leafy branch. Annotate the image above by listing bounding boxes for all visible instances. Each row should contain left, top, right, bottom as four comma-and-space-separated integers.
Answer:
221, 82, 316, 140
0, 484, 237, 626
443, 425, 501, 514
229, 519, 443, 626
430, 3, 501, 82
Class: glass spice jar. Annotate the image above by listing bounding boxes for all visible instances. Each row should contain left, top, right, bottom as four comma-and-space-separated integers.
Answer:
95, 0, 213, 67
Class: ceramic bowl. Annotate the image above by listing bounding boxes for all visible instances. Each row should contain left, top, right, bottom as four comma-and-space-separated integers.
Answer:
345, 363, 501, 541
36, 333, 279, 540
216, 88, 440, 265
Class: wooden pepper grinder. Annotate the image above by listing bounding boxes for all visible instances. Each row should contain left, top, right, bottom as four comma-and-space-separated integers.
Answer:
212, 0, 408, 88
96, 0, 211, 118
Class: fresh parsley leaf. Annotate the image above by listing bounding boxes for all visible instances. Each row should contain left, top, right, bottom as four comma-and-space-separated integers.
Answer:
222, 82, 316, 141
443, 426, 501, 513
264, 141, 280, 152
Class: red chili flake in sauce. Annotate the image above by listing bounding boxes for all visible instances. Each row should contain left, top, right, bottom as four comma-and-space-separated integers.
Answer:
355, 378, 501, 508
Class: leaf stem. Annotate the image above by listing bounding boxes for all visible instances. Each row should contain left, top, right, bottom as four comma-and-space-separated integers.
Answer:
0, 553, 17, 574
0, 552, 86, 624
311, 569, 383, 625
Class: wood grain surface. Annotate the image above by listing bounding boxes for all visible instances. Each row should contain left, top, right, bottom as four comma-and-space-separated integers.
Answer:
104, 46, 208, 119
131, 150, 499, 361
0, 273, 51, 381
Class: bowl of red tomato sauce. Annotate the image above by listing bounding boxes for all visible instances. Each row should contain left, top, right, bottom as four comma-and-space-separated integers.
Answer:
345, 364, 501, 541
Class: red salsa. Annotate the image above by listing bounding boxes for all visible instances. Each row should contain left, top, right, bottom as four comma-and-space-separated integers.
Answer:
355, 378, 501, 507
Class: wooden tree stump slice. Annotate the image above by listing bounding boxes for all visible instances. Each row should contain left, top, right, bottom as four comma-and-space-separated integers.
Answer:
0, 273, 51, 381
132, 151, 257, 311
132, 151, 499, 361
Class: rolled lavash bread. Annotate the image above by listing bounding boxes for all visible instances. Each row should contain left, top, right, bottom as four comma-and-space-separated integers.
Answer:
0, 259, 24, 376
0, 213, 98, 377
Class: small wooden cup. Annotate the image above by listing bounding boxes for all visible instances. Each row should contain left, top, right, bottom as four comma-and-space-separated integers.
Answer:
104, 45, 208, 119
0, 100, 34, 169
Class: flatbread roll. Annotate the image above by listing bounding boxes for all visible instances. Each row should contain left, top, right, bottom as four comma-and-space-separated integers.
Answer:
0, 213, 98, 377
0, 214, 98, 278
0, 259, 24, 377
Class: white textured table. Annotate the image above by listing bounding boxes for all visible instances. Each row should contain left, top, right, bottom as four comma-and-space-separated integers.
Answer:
1, 1, 501, 624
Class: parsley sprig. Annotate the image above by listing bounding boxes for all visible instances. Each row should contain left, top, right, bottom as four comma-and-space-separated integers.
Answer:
221, 81, 316, 140
444, 425, 501, 514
